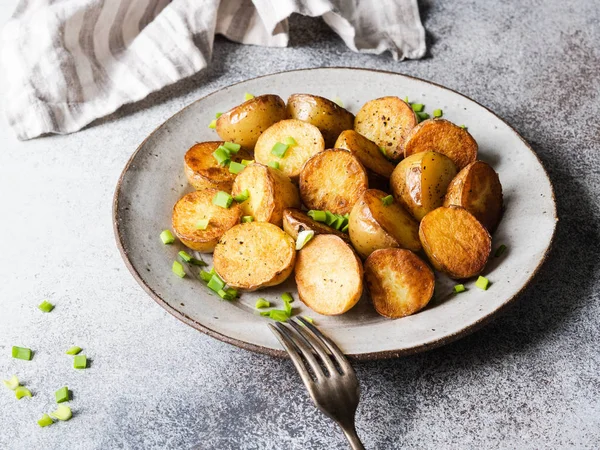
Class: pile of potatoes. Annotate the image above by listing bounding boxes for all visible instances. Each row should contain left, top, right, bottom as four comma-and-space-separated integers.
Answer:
172, 94, 503, 319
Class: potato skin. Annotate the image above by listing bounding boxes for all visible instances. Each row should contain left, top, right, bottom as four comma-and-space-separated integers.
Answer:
444, 161, 503, 232
172, 189, 242, 253
231, 163, 300, 227
390, 151, 457, 221
404, 119, 478, 170
184, 141, 253, 192
213, 222, 296, 291
295, 234, 363, 315
365, 248, 435, 319
354, 96, 417, 161
287, 94, 354, 147
419, 206, 491, 279
282, 208, 351, 243
216, 95, 288, 149
299, 149, 369, 215
348, 189, 421, 259
334, 130, 396, 179
253, 119, 325, 181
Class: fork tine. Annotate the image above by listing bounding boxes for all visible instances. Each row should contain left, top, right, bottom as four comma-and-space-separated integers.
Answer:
288, 320, 339, 376
274, 322, 327, 381
268, 323, 316, 388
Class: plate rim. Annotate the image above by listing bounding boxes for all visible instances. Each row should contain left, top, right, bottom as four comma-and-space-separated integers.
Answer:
112, 67, 558, 361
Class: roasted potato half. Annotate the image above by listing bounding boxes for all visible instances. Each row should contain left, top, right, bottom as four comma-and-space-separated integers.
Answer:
419, 206, 491, 279
335, 130, 396, 179
282, 208, 351, 244
444, 161, 503, 232
231, 163, 300, 227
216, 94, 288, 149
254, 119, 325, 181
348, 189, 421, 259
295, 234, 363, 315
213, 222, 296, 291
299, 149, 368, 215
390, 151, 457, 221
184, 142, 253, 192
287, 94, 354, 147
172, 189, 242, 253
354, 96, 417, 161
365, 248, 435, 319
404, 119, 478, 170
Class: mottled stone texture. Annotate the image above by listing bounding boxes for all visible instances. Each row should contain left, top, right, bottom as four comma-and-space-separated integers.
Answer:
1, 0, 599, 448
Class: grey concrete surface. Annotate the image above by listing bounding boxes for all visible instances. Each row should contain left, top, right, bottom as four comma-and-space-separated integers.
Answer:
1, 1, 599, 449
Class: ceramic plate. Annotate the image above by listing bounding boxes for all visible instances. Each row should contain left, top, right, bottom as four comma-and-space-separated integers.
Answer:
113, 68, 557, 360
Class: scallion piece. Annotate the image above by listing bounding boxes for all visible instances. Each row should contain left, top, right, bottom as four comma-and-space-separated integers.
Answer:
382, 195, 394, 206
334, 97, 344, 107
283, 298, 292, 316
475, 276, 490, 291
65, 346, 82, 355
3, 375, 19, 390
172, 261, 186, 278
199, 270, 213, 282
241, 216, 254, 223
268, 161, 280, 170
212, 147, 231, 166
379, 147, 387, 157
303, 316, 314, 324
296, 230, 315, 250
73, 354, 87, 369
212, 191, 233, 208
268, 310, 290, 322
259, 311, 271, 317
229, 161, 246, 174
226, 288, 238, 297
208, 119, 217, 129
308, 210, 327, 222
416, 111, 430, 121
215, 112, 223, 118
12, 346, 32, 361
38, 414, 54, 427
160, 230, 175, 245
218, 289, 236, 301
223, 141, 241, 153
15, 386, 32, 399
454, 284, 466, 293
244, 92, 254, 101
195, 219, 209, 230
404, 96, 409, 103
325, 211, 337, 226
207, 274, 225, 292
341, 223, 349, 233
255, 298, 270, 309
178, 250, 192, 262
55, 387, 69, 403
50, 405, 72, 421
411, 103, 425, 112
494, 244, 507, 257
271, 142, 289, 158
333, 215, 345, 230
460, 124, 467, 129
282, 292, 294, 304
189, 257, 207, 267
433, 109, 443, 118
38, 300, 54, 313
284, 136, 297, 147
233, 189, 250, 202
241, 159, 254, 166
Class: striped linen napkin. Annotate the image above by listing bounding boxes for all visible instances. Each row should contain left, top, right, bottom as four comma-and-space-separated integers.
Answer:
1, 0, 426, 140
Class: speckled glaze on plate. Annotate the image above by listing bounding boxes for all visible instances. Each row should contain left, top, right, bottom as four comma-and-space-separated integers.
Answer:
113, 68, 557, 360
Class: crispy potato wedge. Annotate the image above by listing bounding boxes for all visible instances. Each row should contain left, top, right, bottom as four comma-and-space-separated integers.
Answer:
184, 141, 253, 192
299, 149, 368, 215
282, 208, 351, 243
231, 163, 300, 227
419, 206, 491, 279
354, 96, 417, 161
287, 94, 354, 147
216, 94, 288, 149
390, 151, 457, 221
335, 130, 396, 179
444, 161, 503, 232
213, 222, 296, 291
172, 189, 242, 253
295, 234, 363, 315
365, 248, 435, 319
348, 189, 421, 259
253, 119, 325, 181
404, 119, 478, 170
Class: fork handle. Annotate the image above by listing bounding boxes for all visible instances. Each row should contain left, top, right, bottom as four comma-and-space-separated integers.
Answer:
341, 425, 365, 450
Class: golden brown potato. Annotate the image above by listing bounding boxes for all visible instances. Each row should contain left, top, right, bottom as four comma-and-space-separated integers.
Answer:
231, 163, 300, 227
364, 248, 435, 319
213, 222, 296, 291
390, 151, 457, 221
295, 234, 363, 315
216, 95, 287, 149
287, 94, 354, 147
354, 96, 417, 161
299, 149, 368, 215
334, 130, 396, 179
253, 119, 325, 181
184, 142, 253, 192
419, 206, 491, 279
348, 189, 421, 259
172, 189, 242, 253
404, 119, 478, 170
444, 161, 503, 232
282, 208, 351, 244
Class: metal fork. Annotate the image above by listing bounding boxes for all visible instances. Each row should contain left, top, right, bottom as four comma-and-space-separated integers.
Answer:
269, 317, 365, 450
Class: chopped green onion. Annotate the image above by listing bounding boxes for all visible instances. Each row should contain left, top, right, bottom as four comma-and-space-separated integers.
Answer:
189, 257, 207, 267
308, 210, 327, 222
255, 298, 270, 309
325, 211, 337, 226
12, 346, 32, 361
475, 276, 490, 291
160, 230, 175, 244
296, 230, 315, 250
433, 109, 443, 118
233, 189, 250, 202
65, 346, 82, 355
341, 223, 349, 233
460, 124, 467, 129
416, 112, 430, 121
379, 147, 387, 157
195, 219, 209, 230
303, 316, 314, 324
15, 386, 32, 399
454, 284, 466, 293
494, 244, 507, 257
333, 215, 345, 230
284, 137, 297, 147
259, 311, 271, 317
172, 261, 186, 278
241, 216, 254, 223
212, 191, 233, 208
55, 387, 69, 404
268, 161, 280, 170
208, 119, 217, 129
382, 195, 394, 206
38, 414, 54, 427
271, 142, 289, 158
3, 375, 19, 390
411, 103, 425, 112
50, 405, 72, 421
268, 310, 290, 322
178, 250, 192, 262
244, 93, 254, 101
241, 159, 254, 166
283, 297, 292, 316
207, 274, 225, 292
404, 96, 409, 103
223, 141, 241, 153
334, 97, 344, 107
199, 270, 213, 283
38, 300, 54, 313
229, 161, 246, 174
73, 354, 87, 369
282, 292, 294, 304
212, 147, 231, 166
215, 112, 223, 118
218, 289, 236, 301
